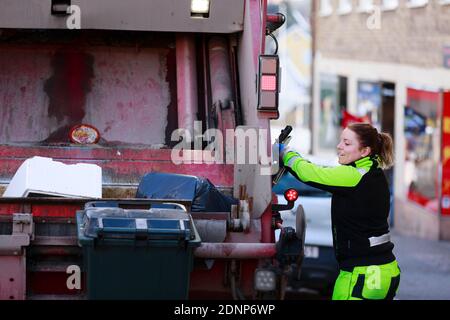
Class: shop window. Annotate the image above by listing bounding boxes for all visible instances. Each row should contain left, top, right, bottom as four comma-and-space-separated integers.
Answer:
319, 74, 347, 152
404, 88, 440, 213
356, 81, 382, 131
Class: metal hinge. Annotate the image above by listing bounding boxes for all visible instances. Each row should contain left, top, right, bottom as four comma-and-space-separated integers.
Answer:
0, 213, 34, 255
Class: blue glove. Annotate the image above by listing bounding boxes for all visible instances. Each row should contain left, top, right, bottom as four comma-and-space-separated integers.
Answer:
277, 143, 286, 166
274, 143, 285, 157
279, 144, 299, 160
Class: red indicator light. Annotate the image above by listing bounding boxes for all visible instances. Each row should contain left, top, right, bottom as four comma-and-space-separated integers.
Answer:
261, 75, 277, 91
284, 188, 299, 202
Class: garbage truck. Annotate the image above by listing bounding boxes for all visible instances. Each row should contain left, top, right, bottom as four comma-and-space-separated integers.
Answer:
0, 0, 304, 300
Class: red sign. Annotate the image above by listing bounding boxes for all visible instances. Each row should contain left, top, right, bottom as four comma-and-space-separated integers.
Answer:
441, 91, 450, 215
341, 110, 371, 128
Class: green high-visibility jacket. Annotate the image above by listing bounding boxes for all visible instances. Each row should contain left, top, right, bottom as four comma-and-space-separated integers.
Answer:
283, 151, 395, 271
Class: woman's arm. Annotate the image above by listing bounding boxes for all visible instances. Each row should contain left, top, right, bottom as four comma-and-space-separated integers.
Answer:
282, 151, 369, 193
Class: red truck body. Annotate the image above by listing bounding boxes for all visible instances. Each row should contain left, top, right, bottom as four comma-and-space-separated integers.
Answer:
0, 0, 292, 300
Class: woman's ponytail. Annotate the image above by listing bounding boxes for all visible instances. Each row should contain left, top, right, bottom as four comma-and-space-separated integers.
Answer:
378, 132, 394, 169
348, 123, 394, 169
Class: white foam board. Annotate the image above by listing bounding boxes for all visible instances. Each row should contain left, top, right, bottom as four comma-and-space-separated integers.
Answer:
3, 156, 102, 198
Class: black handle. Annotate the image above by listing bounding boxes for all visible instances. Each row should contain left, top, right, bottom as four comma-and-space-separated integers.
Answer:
272, 126, 293, 187
85, 200, 154, 209
278, 125, 292, 143
84, 199, 192, 211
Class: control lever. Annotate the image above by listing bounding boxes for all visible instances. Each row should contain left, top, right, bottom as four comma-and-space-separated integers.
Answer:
272, 125, 292, 185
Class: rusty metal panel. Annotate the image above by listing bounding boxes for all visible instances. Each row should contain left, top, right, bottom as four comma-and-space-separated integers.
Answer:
99, 160, 235, 186
0, 0, 244, 33
0, 46, 53, 142
0, 203, 22, 215
0, 147, 234, 186
0, 146, 172, 161
31, 204, 82, 218
83, 48, 170, 145
0, 45, 171, 145
0, 255, 26, 300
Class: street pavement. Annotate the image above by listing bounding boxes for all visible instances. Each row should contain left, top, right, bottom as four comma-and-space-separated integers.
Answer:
286, 228, 450, 300
391, 229, 450, 300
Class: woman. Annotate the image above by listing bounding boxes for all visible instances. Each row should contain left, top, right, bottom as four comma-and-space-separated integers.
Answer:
280, 123, 400, 300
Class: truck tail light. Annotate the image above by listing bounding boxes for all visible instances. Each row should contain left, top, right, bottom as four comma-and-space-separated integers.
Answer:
261, 75, 277, 91
266, 13, 286, 35
254, 269, 277, 292
284, 188, 298, 202
257, 55, 280, 116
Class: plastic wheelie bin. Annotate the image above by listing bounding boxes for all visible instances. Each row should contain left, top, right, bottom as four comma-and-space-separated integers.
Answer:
76, 201, 201, 300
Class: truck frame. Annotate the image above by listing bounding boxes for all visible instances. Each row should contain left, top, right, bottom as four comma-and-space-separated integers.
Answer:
0, 0, 303, 300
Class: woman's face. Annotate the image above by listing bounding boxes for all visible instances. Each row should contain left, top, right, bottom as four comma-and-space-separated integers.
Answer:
337, 128, 370, 165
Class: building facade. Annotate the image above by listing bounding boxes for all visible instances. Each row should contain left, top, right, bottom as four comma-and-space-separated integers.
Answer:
268, 0, 313, 154
312, 0, 450, 240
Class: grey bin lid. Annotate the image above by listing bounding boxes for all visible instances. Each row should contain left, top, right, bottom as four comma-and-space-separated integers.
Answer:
82, 207, 195, 241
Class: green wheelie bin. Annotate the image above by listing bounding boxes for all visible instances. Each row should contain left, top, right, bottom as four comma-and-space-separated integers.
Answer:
76, 201, 201, 300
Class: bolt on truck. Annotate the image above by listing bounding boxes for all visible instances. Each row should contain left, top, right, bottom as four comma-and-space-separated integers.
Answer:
0, 0, 304, 299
